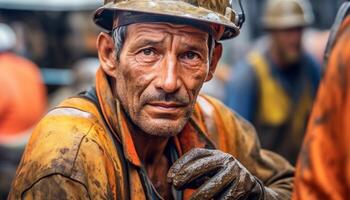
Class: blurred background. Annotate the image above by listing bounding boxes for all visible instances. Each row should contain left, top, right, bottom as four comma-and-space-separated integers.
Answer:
0, 0, 347, 198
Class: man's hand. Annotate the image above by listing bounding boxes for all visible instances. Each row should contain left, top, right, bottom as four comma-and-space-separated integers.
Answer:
167, 148, 265, 200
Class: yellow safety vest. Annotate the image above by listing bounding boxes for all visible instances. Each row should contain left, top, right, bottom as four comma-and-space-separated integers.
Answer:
248, 52, 313, 162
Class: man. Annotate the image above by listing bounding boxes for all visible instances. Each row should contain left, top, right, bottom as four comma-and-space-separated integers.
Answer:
225, 0, 321, 164
0, 23, 47, 199
9, 0, 294, 199
293, 2, 350, 199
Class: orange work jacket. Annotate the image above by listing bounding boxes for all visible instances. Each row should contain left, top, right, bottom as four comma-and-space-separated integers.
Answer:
292, 16, 350, 200
9, 68, 294, 200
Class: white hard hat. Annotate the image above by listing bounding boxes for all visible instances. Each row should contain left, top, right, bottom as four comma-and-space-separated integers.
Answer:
263, 0, 313, 29
0, 23, 16, 52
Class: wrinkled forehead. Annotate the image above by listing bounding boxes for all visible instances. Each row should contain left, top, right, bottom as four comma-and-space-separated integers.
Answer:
126, 22, 209, 41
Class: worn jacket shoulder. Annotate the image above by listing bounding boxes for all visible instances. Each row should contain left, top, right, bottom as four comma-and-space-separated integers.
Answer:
10, 97, 103, 196
195, 94, 242, 154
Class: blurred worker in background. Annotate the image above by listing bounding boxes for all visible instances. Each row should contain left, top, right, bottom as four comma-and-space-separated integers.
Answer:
293, 1, 350, 199
0, 23, 47, 198
225, 0, 321, 165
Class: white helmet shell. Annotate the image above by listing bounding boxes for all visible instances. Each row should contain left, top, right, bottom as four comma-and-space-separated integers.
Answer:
0, 23, 16, 52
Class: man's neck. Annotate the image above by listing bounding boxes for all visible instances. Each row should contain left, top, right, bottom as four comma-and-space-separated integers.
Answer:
127, 121, 170, 167
122, 109, 173, 199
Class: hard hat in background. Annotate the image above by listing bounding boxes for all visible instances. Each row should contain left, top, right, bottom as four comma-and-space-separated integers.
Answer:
93, 0, 243, 40
0, 23, 16, 52
263, 0, 313, 30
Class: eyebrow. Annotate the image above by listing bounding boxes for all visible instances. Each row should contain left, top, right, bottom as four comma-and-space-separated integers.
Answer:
133, 38, 165, 49
182, 42, 208, 55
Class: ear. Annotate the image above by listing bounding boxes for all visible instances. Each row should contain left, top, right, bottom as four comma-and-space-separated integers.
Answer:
205, 41, 223, 82
97, 32, 117, 78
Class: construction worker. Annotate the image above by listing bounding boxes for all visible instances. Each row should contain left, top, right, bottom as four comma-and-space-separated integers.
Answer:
225, 0, 321, 164
9, 1, 294, 199
293, 1, 350, 199
0, 23, 47, 198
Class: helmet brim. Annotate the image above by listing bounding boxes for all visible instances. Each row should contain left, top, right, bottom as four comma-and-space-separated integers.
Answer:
93, 1, 240, 40
263, 16, 310, 30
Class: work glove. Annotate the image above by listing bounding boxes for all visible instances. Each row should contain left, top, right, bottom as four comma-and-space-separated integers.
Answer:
167, 148, 265, 200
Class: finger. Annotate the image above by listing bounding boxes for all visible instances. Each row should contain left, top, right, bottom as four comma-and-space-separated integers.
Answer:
168, 148, 213, 180
217, 171, 255, 200
181, 171, 216, 189
189, 160, 237, 200
171, 153, 227, 188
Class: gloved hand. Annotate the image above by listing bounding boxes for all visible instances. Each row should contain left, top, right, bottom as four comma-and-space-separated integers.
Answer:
167, 148, 265, 200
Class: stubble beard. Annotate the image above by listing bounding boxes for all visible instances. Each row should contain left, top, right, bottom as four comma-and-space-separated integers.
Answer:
115, 86, 195, 137
121, 99, 194, 137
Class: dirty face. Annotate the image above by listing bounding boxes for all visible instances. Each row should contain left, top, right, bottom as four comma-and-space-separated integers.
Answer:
110, 23, 213, 137
271, 27, 303, 65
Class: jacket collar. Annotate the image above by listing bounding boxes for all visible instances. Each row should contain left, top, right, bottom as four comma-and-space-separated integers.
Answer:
95, 68, 215, 167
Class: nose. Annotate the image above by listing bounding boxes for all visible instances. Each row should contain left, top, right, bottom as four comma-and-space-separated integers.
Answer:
287, 28, 303, 43
155, 54, 181, 93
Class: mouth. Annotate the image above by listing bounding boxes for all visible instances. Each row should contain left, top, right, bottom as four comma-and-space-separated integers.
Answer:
147, 101, 186, 111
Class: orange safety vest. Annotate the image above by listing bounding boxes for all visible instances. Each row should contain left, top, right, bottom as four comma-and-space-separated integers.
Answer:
293, 15, 350, 200
9, 68, 294, 200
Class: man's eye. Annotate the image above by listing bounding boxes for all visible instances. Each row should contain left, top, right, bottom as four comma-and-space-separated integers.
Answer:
141, 48, 155, 56
135, 48, 159, 64
183, 51, 199, 60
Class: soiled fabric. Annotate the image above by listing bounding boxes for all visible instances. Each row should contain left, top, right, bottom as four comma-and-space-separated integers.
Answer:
293, 16, 350, 200
9, 68, 294, 200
